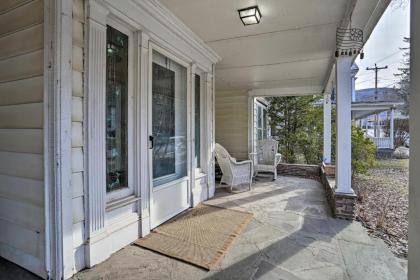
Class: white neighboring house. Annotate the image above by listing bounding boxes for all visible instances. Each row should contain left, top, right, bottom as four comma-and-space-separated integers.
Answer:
351, 87, 407, 149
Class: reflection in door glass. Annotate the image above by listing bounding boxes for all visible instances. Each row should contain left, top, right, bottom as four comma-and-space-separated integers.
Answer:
152, 50, 187, 187
105, 25, 128, 192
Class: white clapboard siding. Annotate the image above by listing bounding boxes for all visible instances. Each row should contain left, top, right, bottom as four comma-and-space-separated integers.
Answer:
73, 20, 84, 48
0, 0, 43, 37
72, 46, 83, 73
73, 0, 85, 22
0, 129, 43, 154
0, 151, 43, 180
72, 172, 84, 198
72, 70, 83, 97
0, 76, 43, 106
72, 97, 83, 122
215, 115, 248, 126
215, 96, 248, 105
0, 23, 43, 61
0, 0, 32, 13
0, 1, 45, 277
72, 122, 83, 147
215, 90, 249, 160
216, 126, 249, 134
213, 104, 248, 114
0, 219, 44, 259
72, 148, 84, 173
0, 50, 43, 83
0, 103, 43, 129
72, 196, 84, 224
0, 174, 43, 207
0, 196, 44, 231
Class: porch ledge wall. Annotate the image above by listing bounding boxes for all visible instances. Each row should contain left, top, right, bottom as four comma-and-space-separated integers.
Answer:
320, 164, 356, 220
277, 163, 320, 179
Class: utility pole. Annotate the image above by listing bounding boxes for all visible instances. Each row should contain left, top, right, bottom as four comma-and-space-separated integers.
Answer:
366, 63, 388, 100
366, 63, 388, 137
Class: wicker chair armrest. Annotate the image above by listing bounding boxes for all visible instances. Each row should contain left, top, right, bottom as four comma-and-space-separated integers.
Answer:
230, 160, 253, 177
232, 159, 253, 166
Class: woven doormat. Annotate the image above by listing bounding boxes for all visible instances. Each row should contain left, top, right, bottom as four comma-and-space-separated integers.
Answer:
134, 203, 253, 270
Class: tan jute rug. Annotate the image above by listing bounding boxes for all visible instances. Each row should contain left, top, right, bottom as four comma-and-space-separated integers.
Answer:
134, 203, 253, 270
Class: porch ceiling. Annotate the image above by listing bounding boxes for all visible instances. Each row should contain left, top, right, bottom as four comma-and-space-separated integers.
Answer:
159, 0, 388, 93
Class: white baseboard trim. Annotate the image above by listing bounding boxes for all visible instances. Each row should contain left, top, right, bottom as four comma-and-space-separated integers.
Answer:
85, 213, 139, 268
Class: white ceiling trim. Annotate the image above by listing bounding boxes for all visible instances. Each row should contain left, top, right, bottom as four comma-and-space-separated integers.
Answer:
204, 21, 339, 44
249, 86, 323, 97
217, 57, 331, 71
131, 0, 221, 63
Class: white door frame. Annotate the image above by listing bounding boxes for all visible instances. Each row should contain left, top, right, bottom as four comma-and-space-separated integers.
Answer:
147, 42, 192, 229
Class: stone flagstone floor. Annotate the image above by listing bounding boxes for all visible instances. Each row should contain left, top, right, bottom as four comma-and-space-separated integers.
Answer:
0, 176, 407, 280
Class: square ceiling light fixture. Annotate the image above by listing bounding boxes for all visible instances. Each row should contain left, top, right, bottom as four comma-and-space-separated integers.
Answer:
238, 5, 262, 25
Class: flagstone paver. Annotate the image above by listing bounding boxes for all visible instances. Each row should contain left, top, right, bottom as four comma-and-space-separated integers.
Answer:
0, 176, 407, 280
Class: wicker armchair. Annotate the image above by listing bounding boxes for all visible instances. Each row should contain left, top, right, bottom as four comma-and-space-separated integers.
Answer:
249, 139, 282, 180
215, 143, 253, 192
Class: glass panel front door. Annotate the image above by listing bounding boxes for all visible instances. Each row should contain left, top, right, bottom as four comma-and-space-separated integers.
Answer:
152, 50, 188, 187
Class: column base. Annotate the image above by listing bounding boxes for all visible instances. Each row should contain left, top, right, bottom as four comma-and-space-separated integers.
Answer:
334, 192, 357, 219
320, 164, 357, 220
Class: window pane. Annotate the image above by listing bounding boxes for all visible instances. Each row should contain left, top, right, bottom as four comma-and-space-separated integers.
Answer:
195, 74, 201, 169
262, 108, 267, 131
106, 26, 128, 192
257, 129, 263, 140
152, 51, 188, 186
262, 108, 268, 139
257, 106, 262, 128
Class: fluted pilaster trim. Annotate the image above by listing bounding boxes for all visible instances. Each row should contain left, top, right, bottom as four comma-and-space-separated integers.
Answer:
85, 3, 108, 234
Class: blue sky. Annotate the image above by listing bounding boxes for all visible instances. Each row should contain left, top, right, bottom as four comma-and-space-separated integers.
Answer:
355, 1, 410, 90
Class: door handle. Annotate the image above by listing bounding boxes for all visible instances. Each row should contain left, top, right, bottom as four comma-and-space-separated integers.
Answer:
149, 135, 154, 149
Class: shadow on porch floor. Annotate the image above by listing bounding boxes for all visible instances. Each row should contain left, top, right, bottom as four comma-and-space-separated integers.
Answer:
72, 176, 406, 280
0, 176, 407, 280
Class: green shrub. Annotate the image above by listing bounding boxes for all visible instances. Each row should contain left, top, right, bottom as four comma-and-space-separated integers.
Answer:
269, 97, 376, 175
351, 125, 376, 175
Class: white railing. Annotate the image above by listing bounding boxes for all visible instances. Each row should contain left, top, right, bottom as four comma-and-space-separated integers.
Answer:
369, 137, 393, 149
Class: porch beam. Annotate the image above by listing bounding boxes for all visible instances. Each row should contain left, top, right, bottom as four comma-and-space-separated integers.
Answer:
335, 56, 354, 194
323, 92, 332, 164
248, 86, 323, 97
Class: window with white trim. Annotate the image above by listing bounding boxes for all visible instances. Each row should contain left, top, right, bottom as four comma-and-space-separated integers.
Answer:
256, 102, 269, 140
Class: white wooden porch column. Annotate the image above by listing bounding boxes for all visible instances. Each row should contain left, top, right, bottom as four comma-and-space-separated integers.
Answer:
323, 92, 332, 164
390, 108, 395, 149
335, 56, 354, 194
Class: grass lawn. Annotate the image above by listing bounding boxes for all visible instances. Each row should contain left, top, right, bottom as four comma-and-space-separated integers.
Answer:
374, 159, 409, 170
